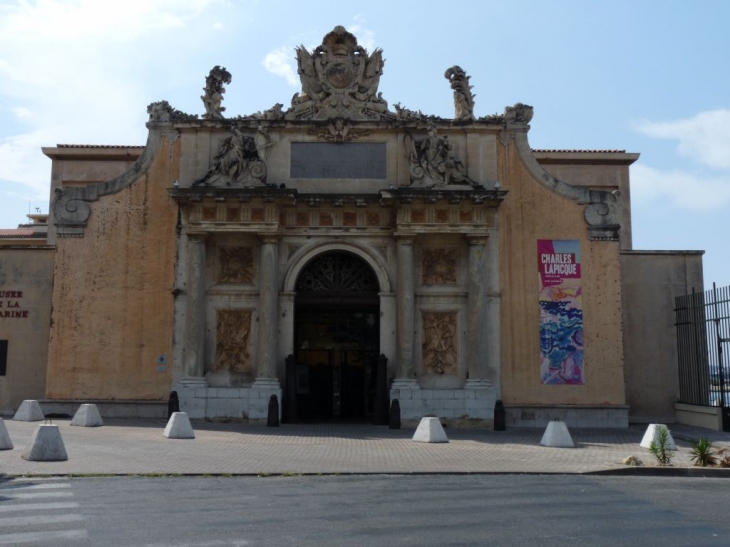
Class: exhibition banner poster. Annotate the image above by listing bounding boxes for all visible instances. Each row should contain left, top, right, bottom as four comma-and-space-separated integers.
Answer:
538, 239, 584, 385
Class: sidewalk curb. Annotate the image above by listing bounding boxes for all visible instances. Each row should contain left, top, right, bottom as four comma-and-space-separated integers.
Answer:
5, 468, 730, 479
586, 466, 730, 478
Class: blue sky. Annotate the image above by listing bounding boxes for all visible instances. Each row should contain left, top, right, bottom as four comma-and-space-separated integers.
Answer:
1, 0, 728, 287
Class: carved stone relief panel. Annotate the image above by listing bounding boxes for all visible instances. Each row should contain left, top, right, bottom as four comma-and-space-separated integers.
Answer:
250, 208, 265, 222
226, 207, 240, 222
215, 309, 253, 373
218, 246, 255, 284
422, 248, 457, 285
421, 311, 458, 375
203, 206, 217, 221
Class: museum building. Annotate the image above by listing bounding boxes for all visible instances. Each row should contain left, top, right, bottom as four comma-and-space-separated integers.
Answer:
0, 27, 704, 427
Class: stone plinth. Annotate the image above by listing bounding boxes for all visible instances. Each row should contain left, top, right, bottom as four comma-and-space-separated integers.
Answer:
540, 420, 574, 448
0, 419, 13, 450
163, 412, 195, 439
70, 404, 104, 427
392, 387, 497, 425
412, 417, 449, 443
640, 424, 677, 450
13, 400, 45, 422
21, 424, 68, 461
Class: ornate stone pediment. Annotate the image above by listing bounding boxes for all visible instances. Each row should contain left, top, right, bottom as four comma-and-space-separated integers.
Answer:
286, 26, 394, 121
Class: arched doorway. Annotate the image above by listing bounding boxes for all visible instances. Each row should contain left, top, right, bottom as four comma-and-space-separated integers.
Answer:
294, 251, 380, 422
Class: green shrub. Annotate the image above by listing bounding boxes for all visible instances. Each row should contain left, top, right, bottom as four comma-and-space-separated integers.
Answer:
689, 436, 717, 467
649, 426, 675, 465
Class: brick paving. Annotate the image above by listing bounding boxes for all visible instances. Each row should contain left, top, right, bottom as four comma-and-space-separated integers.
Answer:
1, 418, 728, 476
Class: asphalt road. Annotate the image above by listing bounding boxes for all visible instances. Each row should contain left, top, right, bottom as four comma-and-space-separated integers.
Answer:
1, 474, 729, 546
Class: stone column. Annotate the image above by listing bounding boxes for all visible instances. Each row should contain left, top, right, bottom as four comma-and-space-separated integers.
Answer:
183, 232, 208, 379
465, 234, 491, 388
485, 228, 501, 397
392, 235, 419, 390
253, 234, 281, 389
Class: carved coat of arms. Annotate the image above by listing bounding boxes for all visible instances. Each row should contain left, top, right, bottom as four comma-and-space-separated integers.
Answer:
286, 26, 393, 121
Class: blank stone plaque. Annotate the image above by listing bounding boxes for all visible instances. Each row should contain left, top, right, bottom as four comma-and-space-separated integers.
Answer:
290, 142, 386, 179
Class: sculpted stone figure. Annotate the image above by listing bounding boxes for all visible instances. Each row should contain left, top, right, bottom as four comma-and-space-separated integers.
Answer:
504, 102, 534, 125
147, 100, 198, 123
286, 26, 393, 120
193, 127, 269, 187
404, 124, 476, 188
201, 66, 232, 120
444, 66, 475, 121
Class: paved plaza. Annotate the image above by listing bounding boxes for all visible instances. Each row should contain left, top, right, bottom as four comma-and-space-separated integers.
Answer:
2, 418, 730, 477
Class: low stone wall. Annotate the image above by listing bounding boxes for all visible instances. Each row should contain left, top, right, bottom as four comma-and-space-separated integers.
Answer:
674, 403, 723, 431
174, 383, 282, 422
38, 400, 167, 419
391, 388, 497, 427
505, 404, 629, 428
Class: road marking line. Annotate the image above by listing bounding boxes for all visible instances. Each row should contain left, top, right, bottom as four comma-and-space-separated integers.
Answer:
0, 502, 79, 513
0, 482, 71, 491
0, 513, 84, 527
0, 529, 88, 545
6, 492, 73, 500
12, 477, 68, 481
143, 541, 250, 547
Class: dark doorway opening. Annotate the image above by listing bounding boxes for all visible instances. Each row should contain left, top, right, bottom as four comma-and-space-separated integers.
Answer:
293, 252, 380, 422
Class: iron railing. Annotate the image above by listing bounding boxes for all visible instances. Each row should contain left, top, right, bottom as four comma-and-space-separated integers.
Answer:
676, 283, 730, 410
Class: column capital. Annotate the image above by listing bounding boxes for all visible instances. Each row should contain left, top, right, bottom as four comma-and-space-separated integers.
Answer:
186, 231, 209, 241
394, 233, 416, 244
258, 232, 281, 244
466, 233, 490, 245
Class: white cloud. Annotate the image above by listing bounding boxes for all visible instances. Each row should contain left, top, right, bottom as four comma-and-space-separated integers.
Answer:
263, 46, 298, 87
633, 109, 730, 170
262, 16, 378, 88
348, 15, 376, 52
11, 106, 33, 119
0, 0, 220, 194
631, 164, 730, 211
0, 129, 55, 196
631, 109, 730, 211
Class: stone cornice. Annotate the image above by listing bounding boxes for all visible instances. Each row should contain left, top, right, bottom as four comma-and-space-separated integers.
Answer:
379, 187, 506, 206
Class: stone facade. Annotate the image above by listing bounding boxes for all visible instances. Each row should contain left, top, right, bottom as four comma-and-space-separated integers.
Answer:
0, 26, 702, 427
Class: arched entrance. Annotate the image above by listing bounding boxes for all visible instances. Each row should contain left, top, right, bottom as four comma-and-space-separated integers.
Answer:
293, 251, 380, 422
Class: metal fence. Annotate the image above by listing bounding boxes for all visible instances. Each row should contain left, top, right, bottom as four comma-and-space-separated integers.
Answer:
675, 283, 730, 413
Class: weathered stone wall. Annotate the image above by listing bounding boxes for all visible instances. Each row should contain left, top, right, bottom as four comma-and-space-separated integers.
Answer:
0, 247, 54, 413
497, 140, 626, 407
621, 250, 704, 423
45, 136, 179, 400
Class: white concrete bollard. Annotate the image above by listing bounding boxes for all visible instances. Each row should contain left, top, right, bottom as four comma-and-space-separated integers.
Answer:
640, 424, 677, 450
412, 417, 449, 443
21, 424, 68, 461
13, 400, 45, 422
0, 418, 13, 450
540, 420, 575, 448
70, 404, 104, 427
163, 412, 195, 439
